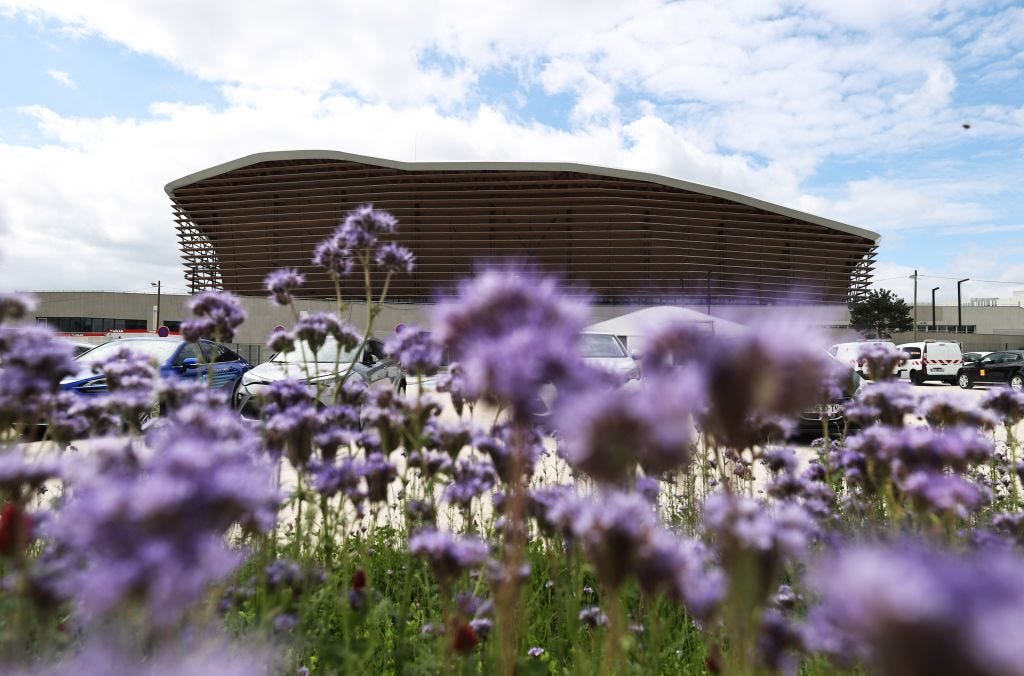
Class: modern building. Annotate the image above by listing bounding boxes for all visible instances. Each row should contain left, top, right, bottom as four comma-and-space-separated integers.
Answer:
165, 151, 880, 307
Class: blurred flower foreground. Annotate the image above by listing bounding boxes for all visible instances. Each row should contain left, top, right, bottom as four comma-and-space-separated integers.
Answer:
2, 205, 1024, 675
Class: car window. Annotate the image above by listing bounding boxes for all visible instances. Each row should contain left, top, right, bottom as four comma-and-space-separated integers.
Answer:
580, 334, 627, 358
980, 353, 1003, 364
218, 347, 242, 363
204, 343, 224, 362
173, 342, 203, 366
1007, 354, 1023, 362
903, 347, 921, 359
827, 346, 838, 357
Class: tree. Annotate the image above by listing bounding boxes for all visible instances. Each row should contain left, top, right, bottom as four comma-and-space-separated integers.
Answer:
849, 289, 914, 338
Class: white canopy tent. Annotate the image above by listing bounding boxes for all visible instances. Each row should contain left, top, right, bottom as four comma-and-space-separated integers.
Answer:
585, 306, 747, 352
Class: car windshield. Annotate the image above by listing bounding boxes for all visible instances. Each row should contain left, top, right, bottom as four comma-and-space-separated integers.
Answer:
579, 333, 626, 358
272, 336, 360, 364
77, 340, 181, 364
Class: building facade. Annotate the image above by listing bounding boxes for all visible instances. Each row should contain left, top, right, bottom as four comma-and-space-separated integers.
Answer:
165, 151, 879, 306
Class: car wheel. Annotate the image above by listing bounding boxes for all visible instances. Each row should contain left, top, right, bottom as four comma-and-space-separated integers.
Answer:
1012, 374, 1024, 391
910, 370, 925, 386
958, 373, 973, 389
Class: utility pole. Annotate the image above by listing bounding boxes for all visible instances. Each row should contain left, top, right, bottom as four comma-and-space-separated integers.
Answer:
957, 278, 970, 332
931, 286, 940, 330
911, 270, 918, 341
151, 281, 161, 331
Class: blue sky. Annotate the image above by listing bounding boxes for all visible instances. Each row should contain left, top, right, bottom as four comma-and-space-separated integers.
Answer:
1, 1, 1023, 302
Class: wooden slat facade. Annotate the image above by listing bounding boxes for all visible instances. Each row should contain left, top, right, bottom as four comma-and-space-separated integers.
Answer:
167, 154, 878, 305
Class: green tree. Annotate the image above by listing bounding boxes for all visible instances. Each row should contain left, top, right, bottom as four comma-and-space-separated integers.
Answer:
849, 289, 914, 338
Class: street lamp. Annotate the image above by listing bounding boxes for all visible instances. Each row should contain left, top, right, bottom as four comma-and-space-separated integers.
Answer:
931, 287, 940, 330
151, 281, 161, 331
910, 270, 918, 340
957, 278, 970, 332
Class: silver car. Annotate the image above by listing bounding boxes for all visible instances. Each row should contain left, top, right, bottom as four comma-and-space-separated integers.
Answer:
579, 333, 641, 383
234, 336, 406, 418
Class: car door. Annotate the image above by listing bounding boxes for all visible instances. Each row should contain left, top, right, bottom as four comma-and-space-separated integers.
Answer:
996, 353, 1024, 384
171, 342, 208, 382
204, 343, 243, 389
976, 353, 1004, 383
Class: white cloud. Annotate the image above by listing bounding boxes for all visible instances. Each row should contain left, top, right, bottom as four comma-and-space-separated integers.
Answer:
0, 1, 1022, 294
44, 67, 74, 88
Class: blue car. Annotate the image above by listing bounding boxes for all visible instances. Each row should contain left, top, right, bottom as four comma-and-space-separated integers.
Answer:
62, 337, 252, 397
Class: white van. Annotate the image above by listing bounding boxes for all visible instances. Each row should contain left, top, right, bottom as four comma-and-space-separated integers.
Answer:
828, 340, 897, 378
896, 341, 963, 385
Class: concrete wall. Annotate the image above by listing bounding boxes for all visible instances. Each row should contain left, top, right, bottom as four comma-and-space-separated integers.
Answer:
910, 303, 1024, 334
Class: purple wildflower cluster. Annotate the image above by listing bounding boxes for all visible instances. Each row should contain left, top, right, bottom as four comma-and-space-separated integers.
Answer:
433, 268, 589, 419
855, 342, 906, 381
181, 290, 246, 343
384, 325, 442, 376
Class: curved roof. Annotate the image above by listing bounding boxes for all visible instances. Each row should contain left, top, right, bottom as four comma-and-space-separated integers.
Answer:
166, 149, 879, 243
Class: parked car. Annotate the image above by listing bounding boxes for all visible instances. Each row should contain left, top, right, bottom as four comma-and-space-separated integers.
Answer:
62, 337, 252, 397
828, 340, 897, 378
794, 355, 865, 439
963, 351, 991, 364
896, 340, 963, 385
234, 336, 405, 418
579, 332, 641, 383
957, 350, 1024, 390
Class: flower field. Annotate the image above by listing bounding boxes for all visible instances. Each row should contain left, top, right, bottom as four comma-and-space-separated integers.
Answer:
2, 206, 1024, 675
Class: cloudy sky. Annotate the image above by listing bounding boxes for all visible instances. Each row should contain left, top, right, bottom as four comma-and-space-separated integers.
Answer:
1, 1, 1023, 303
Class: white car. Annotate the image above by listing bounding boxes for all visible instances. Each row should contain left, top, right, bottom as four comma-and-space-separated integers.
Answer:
828, 340, 897, 378
579, 333, 641, 383
897, 340, 963, 385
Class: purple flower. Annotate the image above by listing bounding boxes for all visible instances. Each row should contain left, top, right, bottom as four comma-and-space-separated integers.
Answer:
704, 492, 817, 569
307, 457, 362, 499
260, 379, 318, 465
571, 490, 659, 589
407, 450, 453, 479
642, 321, 832, 449
362, 452, 397, 502
384, 325, 441, 376
47, 406, 279, 627
0, 451, 61, 496
846, 425, 992, 476
312, 405, 360, 460
442, 459, 496, 507
844, 381, 918, 427
919, 392, 998, 429
313, 233, 354, 277
557, 374, 700, 481
0, 325, 76, 425
294, 312, 360, 354
409, 528, 489, 584
762, 447, 799, 474
265, 268, 305, 305
578, 606, 609, 627
433, 268, 588, 420
436, 361, 474, 415
807, 542, 1024, 675
423, 418, 476, 458
474, 424, 544, 484
337, 204, 398, 250
899, 471, 990, 517
856, 342, 906, 381
267, 326, 295, 354
527, 646, 546, 659
635, 528, 725, 619
94, 346, 158, 422
0, 292, 34, 323
635, 476, 660, 504
374, 242, 415, 273
181, 290, 246, 343
981, 387, 1024, 425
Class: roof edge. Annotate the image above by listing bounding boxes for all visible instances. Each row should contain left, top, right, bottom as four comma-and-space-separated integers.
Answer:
165, 149, 880, 243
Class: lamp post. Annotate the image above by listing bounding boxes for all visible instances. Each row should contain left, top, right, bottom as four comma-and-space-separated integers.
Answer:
911, 270, 918, 341
957, 278, 969, 332
931, 287, 940, 330
151, 281, 161, 331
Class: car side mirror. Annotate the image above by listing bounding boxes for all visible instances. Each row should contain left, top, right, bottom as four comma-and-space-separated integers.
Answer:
181, 357, 200, 370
